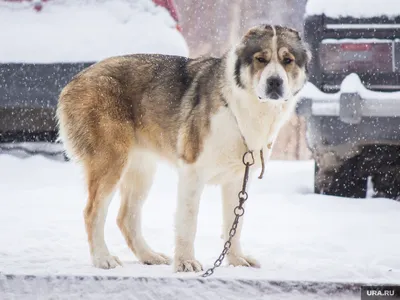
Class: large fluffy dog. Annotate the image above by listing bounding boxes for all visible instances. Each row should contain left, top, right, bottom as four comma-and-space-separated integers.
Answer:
57, 24, 311, 272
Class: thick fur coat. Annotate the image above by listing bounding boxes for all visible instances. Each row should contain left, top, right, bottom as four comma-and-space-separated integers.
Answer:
57, 24, 311, 272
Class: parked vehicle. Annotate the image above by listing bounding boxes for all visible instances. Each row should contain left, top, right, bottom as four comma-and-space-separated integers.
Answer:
0, 0, 188, 159
297, 0, 400, 198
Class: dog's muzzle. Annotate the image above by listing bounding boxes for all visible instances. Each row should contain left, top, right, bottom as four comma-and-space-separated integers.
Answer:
266, 76, 283, 100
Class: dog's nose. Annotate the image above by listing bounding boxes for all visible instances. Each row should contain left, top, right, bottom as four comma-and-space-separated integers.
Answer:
266, 76, 283, 99
267, 77, 282, 89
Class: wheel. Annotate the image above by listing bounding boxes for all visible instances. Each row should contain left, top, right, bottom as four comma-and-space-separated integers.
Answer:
371, 166, 400, 200
314, 156, 367, 198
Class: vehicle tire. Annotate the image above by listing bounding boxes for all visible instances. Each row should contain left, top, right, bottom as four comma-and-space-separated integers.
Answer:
314, 156, 367, 198
371, 166, 400, 200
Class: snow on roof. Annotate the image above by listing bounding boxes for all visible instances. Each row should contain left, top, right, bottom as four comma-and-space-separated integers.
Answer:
305, 0, 400, 18
0, 0, 189, 63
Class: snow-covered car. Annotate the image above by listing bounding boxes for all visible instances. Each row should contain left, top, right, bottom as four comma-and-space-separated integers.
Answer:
297, 0, 400, 199
0, 0, 188, 157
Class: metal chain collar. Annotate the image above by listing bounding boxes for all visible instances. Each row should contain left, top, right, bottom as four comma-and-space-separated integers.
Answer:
201, 151, 255, 278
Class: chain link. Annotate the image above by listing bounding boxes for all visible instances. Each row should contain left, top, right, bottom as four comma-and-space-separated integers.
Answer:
201, 151, 254, 278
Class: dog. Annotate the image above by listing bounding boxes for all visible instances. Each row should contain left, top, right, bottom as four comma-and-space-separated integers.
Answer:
56, 24, 311, 272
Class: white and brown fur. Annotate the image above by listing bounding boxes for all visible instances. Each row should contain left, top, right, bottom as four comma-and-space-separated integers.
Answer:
56, 24, 311, 272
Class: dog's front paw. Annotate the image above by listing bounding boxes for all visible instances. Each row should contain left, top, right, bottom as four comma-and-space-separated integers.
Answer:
92, 254, 122, 269
174, 259, 203, 273
140, 251, 172, 265
227, 254, 260, 268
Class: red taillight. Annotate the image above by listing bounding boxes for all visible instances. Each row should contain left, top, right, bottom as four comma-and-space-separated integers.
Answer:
320, 41, 393, 73
340, 43, 372, 51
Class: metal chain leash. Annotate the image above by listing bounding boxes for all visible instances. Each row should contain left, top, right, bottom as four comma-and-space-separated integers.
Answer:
201, 151, 255, 278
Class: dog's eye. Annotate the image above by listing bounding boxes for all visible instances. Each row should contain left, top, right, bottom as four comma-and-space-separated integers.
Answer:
256, 57, 267, 63
283, 57, 293, 65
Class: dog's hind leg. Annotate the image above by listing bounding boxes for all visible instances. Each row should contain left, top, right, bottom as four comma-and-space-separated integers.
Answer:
84, 150, 129, 269
222, 180, 261, 268
117, 152, 171, 265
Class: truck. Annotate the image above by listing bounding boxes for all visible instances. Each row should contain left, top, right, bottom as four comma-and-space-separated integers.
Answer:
297, 0, 400, 199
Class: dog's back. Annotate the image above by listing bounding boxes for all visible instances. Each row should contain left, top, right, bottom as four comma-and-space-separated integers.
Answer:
59, 54, 185, 161
57, 54, 224, 162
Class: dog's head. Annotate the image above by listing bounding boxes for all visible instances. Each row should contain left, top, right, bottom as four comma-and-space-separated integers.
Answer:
233, 24, 311, 102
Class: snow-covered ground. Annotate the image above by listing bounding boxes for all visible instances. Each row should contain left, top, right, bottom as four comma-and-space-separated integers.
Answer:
0, 155, 400, 298
0, 0, 189, 63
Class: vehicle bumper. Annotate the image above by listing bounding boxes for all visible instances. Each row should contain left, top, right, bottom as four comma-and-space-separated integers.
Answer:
297, 74, 400, 124
297, 74, 400, 153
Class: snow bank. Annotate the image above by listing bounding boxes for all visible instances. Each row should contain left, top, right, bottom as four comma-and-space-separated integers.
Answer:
0, 0, 189, 63
305, 0, 400, 18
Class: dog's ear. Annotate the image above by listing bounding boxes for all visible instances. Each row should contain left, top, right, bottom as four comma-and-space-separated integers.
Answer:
244, 26, 262, 39
236, 25, 270, 54
294, 30, 312, 71
235, 27, 258, 55
287, 27, 301, 38
243, 24, 272, 41
292, 29, 312, 63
